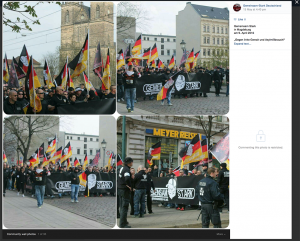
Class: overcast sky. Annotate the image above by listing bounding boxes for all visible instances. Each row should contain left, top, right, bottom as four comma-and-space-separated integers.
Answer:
60, 116, 99, 135
136, 1, 229, 35
3, 2, 116, 62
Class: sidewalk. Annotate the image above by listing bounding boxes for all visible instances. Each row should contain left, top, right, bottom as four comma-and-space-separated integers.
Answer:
117, 102, 156, 115
122, 204, 229, 228
3, 191, 111, 229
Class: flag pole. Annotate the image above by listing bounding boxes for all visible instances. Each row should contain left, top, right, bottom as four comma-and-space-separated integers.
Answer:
87, 29, 89, 97
31, 56, 36, 115
66, 56, 68, 91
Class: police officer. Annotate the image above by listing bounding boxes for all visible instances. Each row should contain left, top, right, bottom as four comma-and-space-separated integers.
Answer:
217, 163, 229, 212
196, 167, 224, 228
212, 67, 221, 97
117, 157, 133, 228
146, 167, 155, 214
202, 163, 208, 177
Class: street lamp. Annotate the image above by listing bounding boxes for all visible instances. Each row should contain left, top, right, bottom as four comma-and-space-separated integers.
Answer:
101, 139, 107, 168
180, 39, 186, 52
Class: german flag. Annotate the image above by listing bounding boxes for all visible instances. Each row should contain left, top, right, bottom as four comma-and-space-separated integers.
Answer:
3, 53, 9, 83
117, 154, 123, 166
149, 43, 158, 63
168, 55, 175, 69
69, 34, 88, 78
157, 58, 165, 69
143, 47, 151, 60
66, 158, 71, 169
49, 147, 62, 163
185, 48, 194, 71
172, 166, 181, 177
74, 157, 80, 167
193, 51, 200, 68
13, 57, 26, 80
107, 153, 113, 171
132, 34, 142, 56
18, 45, 30, 74
42, 153, 50, 167
157, 71, 182, 101
29, 148, 39, 168
117, 49, 125, 69
67, 68, 74, 89
179, 134, 208, 165
61, 142, 72, 162
43, 59, 55, 88
25, 56, 42, 112
46, 135, 57, 155
102, 48, 111, 90
151, 60, 156, 68
82, 154, 88, 171
3, 151, 8, 163
83, 71, 93, 91
55, 58, 68, 89
147, 141, 161, 165
79, 171, 87, 187
8, 56, 19, 88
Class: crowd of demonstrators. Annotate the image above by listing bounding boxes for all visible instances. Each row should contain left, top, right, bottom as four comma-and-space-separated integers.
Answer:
116, 64, 230, 110
3, 161, 116, 205
3, 83, 116, 115
117, 158, 229, 229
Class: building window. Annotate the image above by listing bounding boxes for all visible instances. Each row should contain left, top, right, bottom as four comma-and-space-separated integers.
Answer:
212, 49, 215, 55
167, 50, 170, 56
161, 38, 164, 43
207, 26, 210, 32
144, 37, 146, 40
203, 25, 206, 32
161, 45, 164, 49
217, 38, 220, 45
203, 49, 206, 56
147, 37, 149, 40
221, 38, 224, 45
173, 49, 176, 55
217, 27, 219, 33
96, 5, 100, 19
79, 159, 81, 163
216, 116, 223, 122
90, 149, 93, 155
225, 28, 228, 34
167, 60, 170, 64
208, 49, 211, 56
173, 39, 176, 42
221, 27, 224, 34
77, 149, 80, 154
207, 37, 210, 44
96, 138, 99, 141
70, 158, 72, 162
84, 150, 87, 155
217, 50, 220, 55
154, 38, 157, 41
77, 137, 80, 140
204, 37, 206, 44
84, 137, 87, 142
225, 49, 228, 54
213, 38, 215, 45
84, 144, 87, 149
66, 10, 69, 23
167, 38, 170, 42
161, 50, 164, 55
70, 136, 72, 140
213, 26, 215, 33
90, 138, 93, 141
67, 136, 69, 139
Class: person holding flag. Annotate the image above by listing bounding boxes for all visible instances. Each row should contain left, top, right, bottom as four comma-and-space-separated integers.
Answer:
34, 163, 51, 208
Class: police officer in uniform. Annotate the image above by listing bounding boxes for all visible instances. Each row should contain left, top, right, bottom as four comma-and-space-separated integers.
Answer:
196, 167, 224, 228
117, 157, 133, 228
217, 163, 229, 212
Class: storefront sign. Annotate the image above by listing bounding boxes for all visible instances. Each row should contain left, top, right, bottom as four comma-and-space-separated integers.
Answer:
146, 128, 204, 140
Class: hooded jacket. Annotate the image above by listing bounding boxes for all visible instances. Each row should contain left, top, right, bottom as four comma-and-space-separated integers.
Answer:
123, 71, 140, 89
70, 171, 80, 184
133, 170, 147, 189
34, 169, 50, 185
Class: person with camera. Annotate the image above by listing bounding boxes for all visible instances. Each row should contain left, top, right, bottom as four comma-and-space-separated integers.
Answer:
196, 167, 224, 228
117, 157, 133, 228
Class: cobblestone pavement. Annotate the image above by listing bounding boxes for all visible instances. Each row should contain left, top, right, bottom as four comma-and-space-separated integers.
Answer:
3, 191, 112, 229
117, 86, 229, 115
43, 193, 116, 227
118, 203, 229, 229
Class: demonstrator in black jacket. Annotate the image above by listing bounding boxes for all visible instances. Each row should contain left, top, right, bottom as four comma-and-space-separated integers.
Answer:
133, 166, 147, 218
70, 167, 80, 203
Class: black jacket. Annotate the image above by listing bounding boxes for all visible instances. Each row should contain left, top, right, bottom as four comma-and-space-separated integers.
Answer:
133, 170, 147, 189
34, 169, 50, 185
37, 99, 49, 114
162, 73, 171, 86
117, 73, 123, 85
117, 165, 132, 189
3, 168, 10, 180
213, 70, 221, 82
76, 92, 87, 101
4, 98, 24, 114
217, 168, 229, 190
123, 71, 140, 89
225, 70, 229, 83
152, 169, 158, 177
70, 171, 80, 184
146, 172, 155, 192
166, 173, 176, 178
16, 171, 27, 183
48, 94, 68, 113
196, 175, 224, 204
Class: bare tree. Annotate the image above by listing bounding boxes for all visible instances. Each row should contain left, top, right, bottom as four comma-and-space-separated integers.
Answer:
117, 2, 150, 34
3, 116, 60, 162
41, 46, 60, 77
